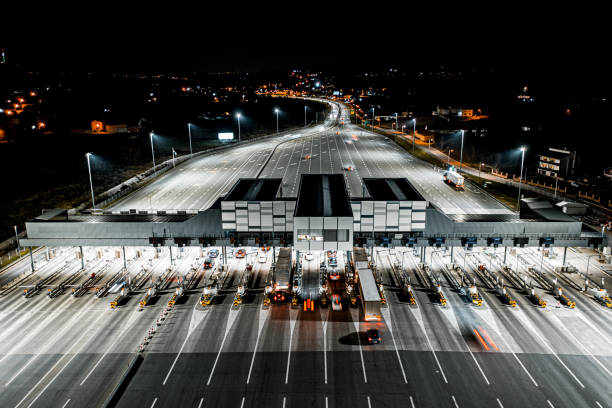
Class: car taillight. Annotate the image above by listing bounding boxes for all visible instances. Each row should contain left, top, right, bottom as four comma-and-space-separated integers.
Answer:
368, 337, 372, 341
281, 296, 285, 301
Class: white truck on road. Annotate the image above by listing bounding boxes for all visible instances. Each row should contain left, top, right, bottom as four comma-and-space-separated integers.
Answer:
444, 170, 465, 190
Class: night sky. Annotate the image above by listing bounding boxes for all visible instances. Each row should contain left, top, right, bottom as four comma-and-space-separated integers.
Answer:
2, 7, 607, 79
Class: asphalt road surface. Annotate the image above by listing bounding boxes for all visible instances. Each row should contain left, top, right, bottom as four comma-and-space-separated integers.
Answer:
1, 245, 611, 408
110, 100, 512, 217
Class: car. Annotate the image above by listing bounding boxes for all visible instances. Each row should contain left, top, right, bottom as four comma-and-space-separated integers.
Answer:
329, 269, 340, 280
326, 250, 336, 258
328, 257, 337, 267
344, 165, 354, 171
366, 328, 381, 344
260, 246, 271, 252
235, 249, 246, 258
208, 249, 219, 258
258, 255, 267, 263
305, 252, 314, 261
204, 258, 213, 269
331, 294, 342, 311
303, 155, 311, 160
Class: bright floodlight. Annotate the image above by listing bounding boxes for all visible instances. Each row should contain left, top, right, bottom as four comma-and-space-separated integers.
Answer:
275, 108, 279, 113
236, 113, 241, 118
150, 132, 154, 137
85, 152, 92, 157
520, 146, 526, 152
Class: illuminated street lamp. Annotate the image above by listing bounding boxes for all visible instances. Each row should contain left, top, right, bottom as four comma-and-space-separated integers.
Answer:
516, 146, 526, 211
172, 148, 177, 168
395, 113, 398, 132
401, 124, 405, 135
236, 113, 241, 142
274, 108, 279, 134
85, 152, 96, 209
304, 106, 307, 127
187, 123, 193, 157
150, 132, 157, 176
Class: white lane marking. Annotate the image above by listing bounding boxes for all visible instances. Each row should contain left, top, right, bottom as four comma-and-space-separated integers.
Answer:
515, 309, 585, 388
468, 348, 490, 385
285, 308, 298, 384
4, 295, 96, 381
197, 397, 204, 408
497, 398, 504, 407
162, 332, 191, 385
547, 400, 554, 408
452, 395, 459, 408
61, 399, 70, 408
241, 397, 246, 408
410, 396, 415, 408
552, 315, 612, 380
81, 305, 144, 386
323, 309, 328, 384
325, 396, 329, 408
150, 398, 158, 408
13, 307, 109, 408
206, 304, 240, 386
381, 294, 407, 383
161, 298, 205, 385
408, 305, 448, 383
350, 311, 368, 384
282, 397, 286, 408
595, 402, 603, 408
367, 396, 372, 408
246, 305, 269, 384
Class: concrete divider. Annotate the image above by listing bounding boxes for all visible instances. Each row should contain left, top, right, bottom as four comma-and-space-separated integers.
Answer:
102, 353, 144, 408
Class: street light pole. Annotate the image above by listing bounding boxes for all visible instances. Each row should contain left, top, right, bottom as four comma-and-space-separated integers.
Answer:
172, 148, 176, 168
459, 129, 465, 171
304, 106, 307, 127
150, 132, 157, 176
236, 113, 241, 142
401, 125, 405, 135
412, 118, 416, 153
275, 108, 279, 134
395, 113, 398, 132
371, 108, 375, 130
187, 123, 193, 157
85, 152, 95, 209
517, 147, 526, 211
14, 225, 20, 257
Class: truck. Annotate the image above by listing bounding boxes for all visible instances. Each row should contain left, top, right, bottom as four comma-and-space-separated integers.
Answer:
353, 247, 369, 270
444, 170, 465, 190
272, 247, 293, 302
357, 268, 382, 321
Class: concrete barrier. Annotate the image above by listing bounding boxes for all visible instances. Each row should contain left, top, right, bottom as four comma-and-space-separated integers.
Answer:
102, 353, 144, 408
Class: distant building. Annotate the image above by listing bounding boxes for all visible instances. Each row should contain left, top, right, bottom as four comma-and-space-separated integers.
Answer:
90, 120, 129, 134
537, 147, 577, 178
433, 106, 481, 118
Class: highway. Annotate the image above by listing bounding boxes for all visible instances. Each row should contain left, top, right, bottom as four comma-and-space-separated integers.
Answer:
1, 99, 611, 407
110, 100, 512, 217
0, 244, 611, 407
109, 102, 340, 212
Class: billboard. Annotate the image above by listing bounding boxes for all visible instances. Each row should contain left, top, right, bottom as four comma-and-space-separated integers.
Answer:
218, 132, 234, 141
